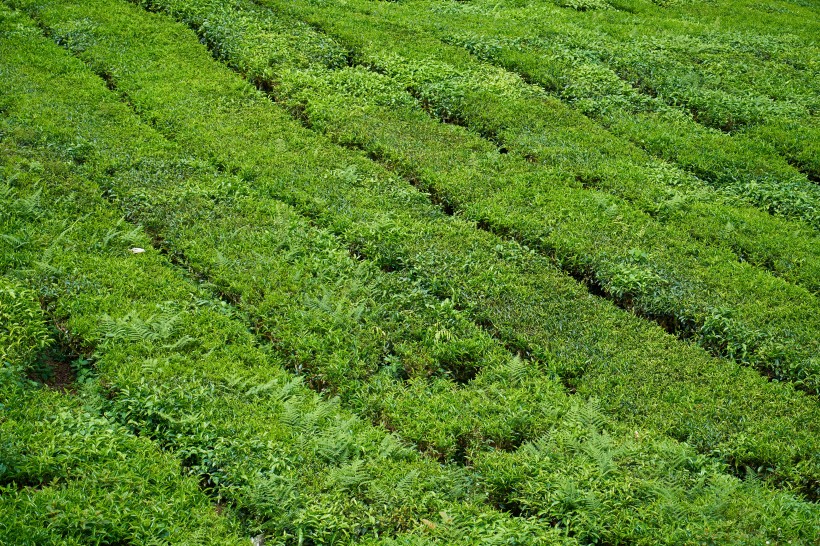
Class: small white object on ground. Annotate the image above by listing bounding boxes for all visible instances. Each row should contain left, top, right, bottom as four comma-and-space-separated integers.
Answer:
129, 247, 146, 254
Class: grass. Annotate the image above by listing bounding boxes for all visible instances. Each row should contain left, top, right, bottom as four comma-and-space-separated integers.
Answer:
2, 0, 819, 542
138, 0, 820, 394
0, 278, 247, 545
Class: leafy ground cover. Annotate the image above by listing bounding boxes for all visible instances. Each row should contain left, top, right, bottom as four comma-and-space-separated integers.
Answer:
2, 0, 819, 542
0, 78, 575, 545
266, 0, 820, 219
7, 37, 810, 546
8, 0, 820, 495
427, 0, 820, 179
0, 278, 247, 545
119, 0, 820, 396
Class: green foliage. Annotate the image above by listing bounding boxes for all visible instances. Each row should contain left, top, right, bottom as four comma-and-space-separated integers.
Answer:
0, 278, 50, 372
0, 149, 577, 546
476, 402, 820, 544
197, 0, 820, 393
0, 381, 246, 545
2, 0, 820, 542
6, 0, 820, 497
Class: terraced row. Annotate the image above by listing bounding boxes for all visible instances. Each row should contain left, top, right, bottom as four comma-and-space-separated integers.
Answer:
0, 266, 245, 542
330, 0, 820, 181
215, 0, 820, 297
6, 0, 820, 504
121, 0, 820, 391
0, 95, 572, 545
262, 0, 820, 229
2, 4, 820, 543
412, 0, 820, 180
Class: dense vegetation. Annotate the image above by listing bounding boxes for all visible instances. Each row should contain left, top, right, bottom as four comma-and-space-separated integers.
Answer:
1, 0, 818, 543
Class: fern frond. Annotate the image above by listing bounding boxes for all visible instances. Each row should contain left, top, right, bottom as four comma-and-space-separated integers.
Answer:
300, 399, 336, 432
326, 459, 369, 492
280, 398, 303, 430
507, 354, 529, 384
393, 468, 419, 498
582, 432, 616, 477
276, 376, 303, 402
316, 420, 357, 464
98, 310, 183, 344
244, 378, 280, 398
378, 434, 414, 461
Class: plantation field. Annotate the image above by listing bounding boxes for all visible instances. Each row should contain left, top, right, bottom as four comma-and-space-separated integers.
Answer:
1, 0, 818, 543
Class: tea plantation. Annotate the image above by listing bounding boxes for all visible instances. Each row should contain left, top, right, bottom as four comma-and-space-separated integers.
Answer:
1, 0, 818, 543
